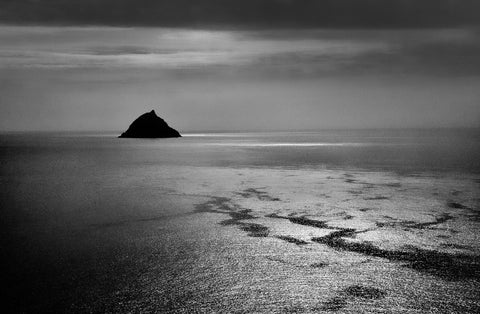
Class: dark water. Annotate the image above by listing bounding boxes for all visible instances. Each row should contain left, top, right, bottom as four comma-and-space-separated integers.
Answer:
2, 128, 479, 171
1, 129, 479, 312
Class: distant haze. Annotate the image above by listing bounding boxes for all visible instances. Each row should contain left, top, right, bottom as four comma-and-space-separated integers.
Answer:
0, 3, 479, 132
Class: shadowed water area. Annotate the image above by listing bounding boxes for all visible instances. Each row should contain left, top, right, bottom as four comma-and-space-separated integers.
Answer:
1, 129, 480, 312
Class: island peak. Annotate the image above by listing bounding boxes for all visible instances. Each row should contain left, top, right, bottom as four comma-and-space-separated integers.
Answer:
119, 110, 181, 138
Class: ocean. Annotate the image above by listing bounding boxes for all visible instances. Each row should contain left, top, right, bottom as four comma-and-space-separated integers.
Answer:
1, 129, 479, 313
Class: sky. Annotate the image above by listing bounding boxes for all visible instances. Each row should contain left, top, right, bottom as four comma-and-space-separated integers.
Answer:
0, 1, 479, 132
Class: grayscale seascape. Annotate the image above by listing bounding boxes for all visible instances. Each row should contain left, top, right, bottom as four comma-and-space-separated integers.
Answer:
1, 1, 480, 313
2, 130, 479, 312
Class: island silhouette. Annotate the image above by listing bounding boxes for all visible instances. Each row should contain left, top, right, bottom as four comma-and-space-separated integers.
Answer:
119, 110, 181, 138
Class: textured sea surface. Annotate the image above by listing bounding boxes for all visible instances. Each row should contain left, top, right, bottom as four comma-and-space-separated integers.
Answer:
1, 129, 480, 313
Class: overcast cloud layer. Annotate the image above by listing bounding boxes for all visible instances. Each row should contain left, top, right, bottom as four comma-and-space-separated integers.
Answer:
0, 1, 479, 131
1, 26, 479, 132
1, 26, 479, 77
1, 0, 480, 28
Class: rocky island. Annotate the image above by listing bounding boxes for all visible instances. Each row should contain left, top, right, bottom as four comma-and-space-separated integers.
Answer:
119, 110, 181, 138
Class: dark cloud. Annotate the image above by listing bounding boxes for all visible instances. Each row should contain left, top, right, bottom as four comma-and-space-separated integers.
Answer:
1, 27, 479, 78
1, 0, 479, 28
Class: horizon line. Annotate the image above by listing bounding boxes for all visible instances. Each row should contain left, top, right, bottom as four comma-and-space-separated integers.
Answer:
1, 126, 479, 135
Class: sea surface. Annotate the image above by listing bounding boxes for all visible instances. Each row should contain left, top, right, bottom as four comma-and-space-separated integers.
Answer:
1, 129, 480, 313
